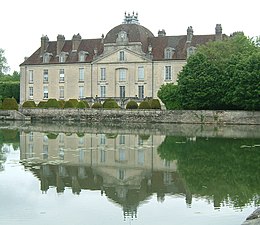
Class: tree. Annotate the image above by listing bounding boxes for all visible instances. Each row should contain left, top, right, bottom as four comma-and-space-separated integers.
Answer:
0, 49, 9, 75
158, 33, 260, 110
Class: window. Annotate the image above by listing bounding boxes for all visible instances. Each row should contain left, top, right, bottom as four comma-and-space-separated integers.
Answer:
119, 51, 125, 61
43, 53, 51, 63
43, 86, 48, 99
119, 135, 125, 145
118, 169, 125, 180
79, 54, 85, 62
59, 55, 65, 63
79, 86, 84, 98
59, 69, 64, 82
43, 69, 48, 82
29, 87, 33, 98
165, 66, 172, 80
100, 68, 106, 81
119, 68, 126, 81
100, 148, 106, 163
138, 149, 144, 165
138, 67, 144, 81
79, 68, 84, 82
138, 85, 144, 99
100, 134, 106, 145
43, 145, 48, 159
29, 70, 33, 83
100, 86, 106, 97
165, 49, 172, 59
119, 148, 126, 161
119, 86, 125, 98
59, 86, 64, 99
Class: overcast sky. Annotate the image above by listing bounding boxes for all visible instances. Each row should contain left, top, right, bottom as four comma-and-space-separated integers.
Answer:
1, 0, 259, 73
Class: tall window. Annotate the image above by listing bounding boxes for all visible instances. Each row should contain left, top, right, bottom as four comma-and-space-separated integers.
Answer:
59, 86, 64, 99
119, 86, 125, 98
59, 55, 65, 63
119, 135, 125, 145
29, 70, 33, 83
43, 86, 48, 99
100, 68, 106, 81
165, 49, 172, 59
119, 51, 125, 61
79, 68, 84, 82
119, 69, 126, 81
138, 85, 144, 99
79, 54, 85, 62
100, 86, 106, 97
59, 69, 64, 82
43, 69, 48, 82
138, 67, 144, 81
165, 66, 172, 80
29, 87, 33, 98
79, 86, 84, 98
100, 134, 106, 145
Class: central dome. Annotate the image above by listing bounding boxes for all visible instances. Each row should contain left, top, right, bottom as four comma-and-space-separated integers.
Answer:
104, 23, 154, 52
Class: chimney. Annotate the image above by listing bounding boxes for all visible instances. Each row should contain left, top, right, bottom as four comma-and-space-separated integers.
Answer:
186, 26, 193, 43
41, 35, 49, 55
57, 34, 65, 55
72, 33, 81, 51
158, 29, 166, 37
215, 24, 222, 41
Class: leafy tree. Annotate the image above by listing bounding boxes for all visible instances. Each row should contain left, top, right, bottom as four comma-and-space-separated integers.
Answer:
158, 33, 260, 110
0, 48, 9, 75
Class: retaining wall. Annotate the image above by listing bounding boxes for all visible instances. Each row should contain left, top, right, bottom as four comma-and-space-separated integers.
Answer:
17, 109, 260, 125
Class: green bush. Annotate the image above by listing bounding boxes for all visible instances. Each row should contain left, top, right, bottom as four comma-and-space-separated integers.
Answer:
37, 101, 47, 108
138, 101, 151, 109
126, 100, 138, 109
45, 99, 60, 108
64, 100, 75, 108
22, 100, 36, 108
91, 102, 102, 109
68, 99, 78, 107
103, 98, 119, 109
58, 100, 65, 108
83, 101, 90, 108
0, 100, 2, 109
149, 99, 161, 109
76, 101, 87, 109
2, 98, 18, 110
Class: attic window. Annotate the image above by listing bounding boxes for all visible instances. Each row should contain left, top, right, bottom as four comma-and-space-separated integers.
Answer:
43, 53, 52, 63
119, 51, 125, 61
59, 52, 69, 63
116, 31, 128, 44
164, 47, 175, 59
78, 51, 89, 62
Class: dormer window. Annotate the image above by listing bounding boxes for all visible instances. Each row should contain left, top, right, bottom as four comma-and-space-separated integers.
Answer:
116, 31, 128, 44
78, 51, 89, 62
59, 52, 69, 63
43, 53, 52, 63
164, 47, 175, 59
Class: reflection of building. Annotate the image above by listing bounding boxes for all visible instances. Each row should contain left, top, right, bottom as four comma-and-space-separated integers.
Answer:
20, 12, 223, 104
20, 131, 188, 219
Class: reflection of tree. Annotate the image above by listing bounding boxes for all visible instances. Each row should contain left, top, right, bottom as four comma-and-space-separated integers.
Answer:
0, 129, 20, 150
157, 136, 260, 208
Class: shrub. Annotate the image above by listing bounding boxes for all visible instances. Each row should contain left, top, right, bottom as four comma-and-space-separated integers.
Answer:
126, 100, 138, 109
83, 101, 90, 108
0, 100, 2, 109
103, 98, 119, 109
58, 100, 65, 108
22, 100, 36, 108
45, 99, 60, 108
68, 99, 78, 107
138, 101, 151, 109
76, 101, 87, 109
91, 102, 102, 109
149, 99, 161, 109
37, 101, 47, 108
2, 98, 18, 110
64, 100, 75, 108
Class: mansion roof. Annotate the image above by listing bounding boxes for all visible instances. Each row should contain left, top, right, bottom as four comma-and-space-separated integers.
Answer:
21, 14, 223, 66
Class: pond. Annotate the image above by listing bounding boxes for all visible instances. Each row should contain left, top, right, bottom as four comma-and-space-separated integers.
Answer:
0, 122, 259, 225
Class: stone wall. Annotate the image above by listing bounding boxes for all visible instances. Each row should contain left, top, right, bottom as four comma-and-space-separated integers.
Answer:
18, 108, 260, 125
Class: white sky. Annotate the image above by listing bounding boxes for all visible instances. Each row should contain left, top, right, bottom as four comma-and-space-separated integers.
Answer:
1, 0, 259, 73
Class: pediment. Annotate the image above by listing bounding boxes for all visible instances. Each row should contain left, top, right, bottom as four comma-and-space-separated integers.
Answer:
93, 48, 151, 64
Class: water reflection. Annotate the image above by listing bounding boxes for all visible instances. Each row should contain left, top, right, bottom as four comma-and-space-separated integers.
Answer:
0, 123, 259, 224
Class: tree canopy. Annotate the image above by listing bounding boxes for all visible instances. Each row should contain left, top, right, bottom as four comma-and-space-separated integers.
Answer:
0, 48, 9, 75
158, 34, 260, 110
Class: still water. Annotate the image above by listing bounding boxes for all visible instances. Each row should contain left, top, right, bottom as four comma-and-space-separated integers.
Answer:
0, 122, 259, 225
